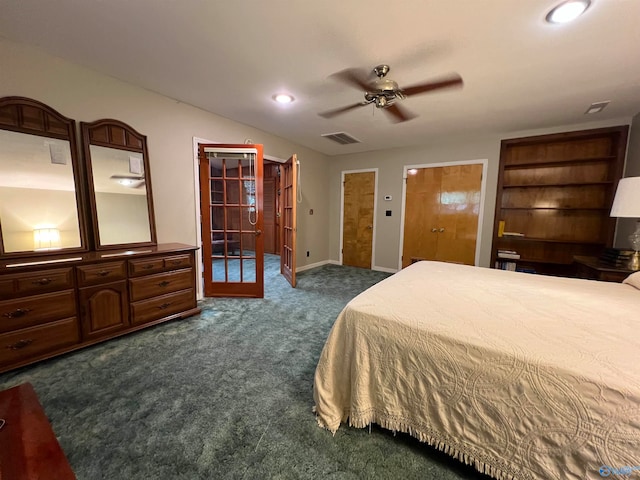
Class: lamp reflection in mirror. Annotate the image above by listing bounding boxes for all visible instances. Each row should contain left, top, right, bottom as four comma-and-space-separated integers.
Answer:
33, 227, 61, 250
610, 176, 640, 271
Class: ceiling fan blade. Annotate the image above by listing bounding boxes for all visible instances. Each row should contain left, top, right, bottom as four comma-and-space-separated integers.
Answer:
384, 103, 417, 123
401, 73, 463, 97
318, 102, 368, 119
329, 68, 374, 91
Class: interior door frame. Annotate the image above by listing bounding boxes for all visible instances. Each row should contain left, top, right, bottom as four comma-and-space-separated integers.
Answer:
339, 168, 378, 268
397, 159, 488, 270
191, 137, 287, 299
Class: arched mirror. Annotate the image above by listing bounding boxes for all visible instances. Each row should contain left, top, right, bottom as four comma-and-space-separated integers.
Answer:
81, 119, 157, 250
0, 96, 88, 258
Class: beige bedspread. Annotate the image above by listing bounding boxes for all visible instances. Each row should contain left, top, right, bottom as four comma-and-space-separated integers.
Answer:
313, 261, 640, 480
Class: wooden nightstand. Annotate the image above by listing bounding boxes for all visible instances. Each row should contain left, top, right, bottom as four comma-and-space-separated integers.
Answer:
573, 256, 635, 283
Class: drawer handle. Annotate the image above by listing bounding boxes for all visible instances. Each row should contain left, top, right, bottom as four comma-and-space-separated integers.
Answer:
96, 270, 111, 277
32, 278, 53, 285
7, 339, 33, 350
157, 302, 173, 310
3, 308, 31, 319
142, 264, 155, 270
158, 281, 171, 287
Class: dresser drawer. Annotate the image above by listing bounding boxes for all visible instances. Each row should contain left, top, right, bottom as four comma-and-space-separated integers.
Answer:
76, 261, 126, 286
0, 317, 80, 367
128, 257, 165, 277
0, 268, 74, 299
163, 254, 192, 270
130, 289, 195, 326
0, 290, 77, 334
129, 269, 194, 302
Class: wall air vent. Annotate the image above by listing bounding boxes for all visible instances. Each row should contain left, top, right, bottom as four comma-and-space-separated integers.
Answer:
321, 132, 361, 145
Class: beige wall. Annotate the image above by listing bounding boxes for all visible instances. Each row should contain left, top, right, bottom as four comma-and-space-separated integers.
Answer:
0, 187, 81, 252
329, 118, 635, 271
615, 112, 640, 249
0, 39, 330, 269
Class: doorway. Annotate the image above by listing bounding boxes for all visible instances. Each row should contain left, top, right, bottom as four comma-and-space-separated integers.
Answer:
399, 160, 486, 269
198, 143, 264, 297
340, 169, 377, 269
194, 141, 298, 298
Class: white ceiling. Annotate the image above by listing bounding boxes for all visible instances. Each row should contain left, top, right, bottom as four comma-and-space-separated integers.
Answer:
1, 0, 639, 156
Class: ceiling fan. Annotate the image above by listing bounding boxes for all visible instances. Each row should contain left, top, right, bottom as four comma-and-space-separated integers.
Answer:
110, 174, 146, 188
318, 64, 463, 123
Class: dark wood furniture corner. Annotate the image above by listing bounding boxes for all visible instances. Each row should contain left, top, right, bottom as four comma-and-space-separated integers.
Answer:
573, 255, 634, 283
0, 383, 75, 479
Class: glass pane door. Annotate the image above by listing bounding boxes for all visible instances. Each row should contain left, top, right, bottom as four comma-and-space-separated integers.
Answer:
199, 144, 264, 297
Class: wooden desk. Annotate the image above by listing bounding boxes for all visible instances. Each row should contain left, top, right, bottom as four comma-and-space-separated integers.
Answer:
0, 383, 75, 479
573, 256, 635, 283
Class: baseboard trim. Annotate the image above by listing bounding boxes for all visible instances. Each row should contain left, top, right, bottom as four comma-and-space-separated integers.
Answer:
296, 260, 397, 274
373, 266, 398, 273
296, 260, 334, 273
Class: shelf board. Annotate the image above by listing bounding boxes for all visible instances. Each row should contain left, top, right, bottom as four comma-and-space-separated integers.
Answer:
502, 181, 614, 188
496, 258, 570, 266
497, 236, 606, 245
504, 156, 616, 170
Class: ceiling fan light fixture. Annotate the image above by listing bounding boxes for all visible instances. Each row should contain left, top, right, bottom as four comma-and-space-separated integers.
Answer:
546, 0, 591, 24
273, 93, 295, 104
111, 176, 144, 188
376, 96, 388, 108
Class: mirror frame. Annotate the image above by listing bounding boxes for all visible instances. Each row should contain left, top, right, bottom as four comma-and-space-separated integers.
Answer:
0, 96, 89, 259
81, 119, 157, 250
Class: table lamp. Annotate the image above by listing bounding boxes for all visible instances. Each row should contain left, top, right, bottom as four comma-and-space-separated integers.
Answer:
610, 176, 640, 271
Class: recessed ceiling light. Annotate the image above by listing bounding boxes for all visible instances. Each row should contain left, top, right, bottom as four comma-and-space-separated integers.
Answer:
546, 0, 591, 24
273, 93, 294, 104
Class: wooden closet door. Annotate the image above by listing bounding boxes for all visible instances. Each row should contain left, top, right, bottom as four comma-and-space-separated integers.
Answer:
402, 167, 442, 268
342, 171, 375, 269
435, 164, 483, 265
402, 164, 482, 268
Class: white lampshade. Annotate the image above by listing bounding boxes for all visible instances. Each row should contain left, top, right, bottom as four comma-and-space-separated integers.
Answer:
33, 228, 61, 250
611, 177, 640, 218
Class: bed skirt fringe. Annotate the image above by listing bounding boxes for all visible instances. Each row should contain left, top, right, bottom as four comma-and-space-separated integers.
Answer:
314, 408, 518, 480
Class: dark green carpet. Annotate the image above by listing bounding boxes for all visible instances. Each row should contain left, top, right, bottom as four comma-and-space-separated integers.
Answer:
0, 255, 491, 479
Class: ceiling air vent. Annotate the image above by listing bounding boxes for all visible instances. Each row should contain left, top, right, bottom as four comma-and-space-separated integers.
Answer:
321, 132, 361, 145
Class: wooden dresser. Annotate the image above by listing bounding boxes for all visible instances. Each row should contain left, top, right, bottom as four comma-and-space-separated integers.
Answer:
0, 243, 200, 374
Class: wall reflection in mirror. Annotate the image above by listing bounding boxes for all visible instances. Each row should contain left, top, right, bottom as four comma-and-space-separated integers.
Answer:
0, 129, 82, 253
89, 145, 151, 246
82, 119, 156, 250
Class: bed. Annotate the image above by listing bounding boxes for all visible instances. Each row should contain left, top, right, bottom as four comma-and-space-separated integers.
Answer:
313, 261, 640, 480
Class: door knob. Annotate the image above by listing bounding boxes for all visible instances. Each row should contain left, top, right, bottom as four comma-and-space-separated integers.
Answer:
431, 228, 437, 233
367, 225, 373, 229
439, 228, 445, 232
255, 230, 262, 236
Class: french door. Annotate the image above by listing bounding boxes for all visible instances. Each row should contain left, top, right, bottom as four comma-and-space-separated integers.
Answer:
280, 155, 297, 287
198, 143, 264, 297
